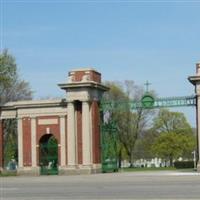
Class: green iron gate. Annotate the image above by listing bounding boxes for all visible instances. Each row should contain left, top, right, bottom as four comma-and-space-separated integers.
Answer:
40, 136, 58, 175
100, 98, 130, 173
100, 114, 118, 173
100, 93, 196, 173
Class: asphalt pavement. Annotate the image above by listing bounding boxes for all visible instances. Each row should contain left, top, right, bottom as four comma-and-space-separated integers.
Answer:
0, 171, 200, 200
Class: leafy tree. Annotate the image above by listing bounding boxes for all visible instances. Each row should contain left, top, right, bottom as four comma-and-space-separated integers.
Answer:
133, 128, 159, 160
151, 109, 196, 166
103, 81, 155, 167
153, 108, 192, 134
0, 49, 33, 167
0, 49, 32, 104
119, 81, 156, 166
102, 81, 128, 168
151, 132, 195, 166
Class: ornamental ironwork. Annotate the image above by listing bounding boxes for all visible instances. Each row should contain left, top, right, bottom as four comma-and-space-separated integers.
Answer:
100, 94, 196, 173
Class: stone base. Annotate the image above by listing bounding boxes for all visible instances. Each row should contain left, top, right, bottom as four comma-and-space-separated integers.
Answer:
59, 164, 101, 175
17, 167, 40, 176
59, 166, 79, 175
91, 164, 102, 173
15, 164, 102, 176
196, 162, 200, 172
79, 165, 93, 175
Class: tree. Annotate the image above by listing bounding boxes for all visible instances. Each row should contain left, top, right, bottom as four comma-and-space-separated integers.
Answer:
102, 81, 128, 168
133, 128, 159, 160
0, 49, 32, 104
151, 109, 196, 166
153, 108, 192, 134
103, 81, 155, 167
151, 132, 195, 166
0, 49, 33, 167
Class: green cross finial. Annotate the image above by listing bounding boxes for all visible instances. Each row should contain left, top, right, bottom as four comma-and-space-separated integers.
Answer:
144, 80, 151, 92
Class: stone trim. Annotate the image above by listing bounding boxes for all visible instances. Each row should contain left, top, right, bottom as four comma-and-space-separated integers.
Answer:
31, 118, 37, 167
60, 116, 66, 167
18, 118, 23, 168
38, 118, 58, 125
69, 68, 100, 74
67, 102, 76, 166
82, 101, 92, 166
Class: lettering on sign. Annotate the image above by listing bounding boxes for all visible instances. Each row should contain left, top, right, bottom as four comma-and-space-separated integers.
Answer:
38, 119, 58, 125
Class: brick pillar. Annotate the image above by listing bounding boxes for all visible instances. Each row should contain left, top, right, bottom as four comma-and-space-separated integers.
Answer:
0, 120, 4, 171
91, 100, 101, 164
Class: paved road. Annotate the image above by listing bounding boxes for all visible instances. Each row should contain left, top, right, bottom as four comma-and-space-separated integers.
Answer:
1, 171, 200, 200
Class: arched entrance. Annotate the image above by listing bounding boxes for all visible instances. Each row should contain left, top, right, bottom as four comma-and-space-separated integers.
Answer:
39, 134, 58, 175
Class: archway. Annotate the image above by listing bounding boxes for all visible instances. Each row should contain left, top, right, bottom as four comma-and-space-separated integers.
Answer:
39, 134, 58, 175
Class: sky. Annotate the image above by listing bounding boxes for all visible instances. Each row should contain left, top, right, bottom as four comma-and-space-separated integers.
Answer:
1, 0, 200, 126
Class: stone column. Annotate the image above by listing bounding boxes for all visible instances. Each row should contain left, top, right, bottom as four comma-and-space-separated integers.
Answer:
31, 117, 37, 167
196, 63, 200, 171
0, 120, 3, 171
189, 62, 200, 172
82, 101, 92, 167
60, 115, 66, 167
17, 117, 23, 168
67, 102, 76, 167
29, 117, 40, 175
196, 98, 200, 171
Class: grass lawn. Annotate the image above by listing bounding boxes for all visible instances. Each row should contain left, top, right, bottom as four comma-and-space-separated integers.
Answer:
119, 167, 195, 172
0, 170, 17, 177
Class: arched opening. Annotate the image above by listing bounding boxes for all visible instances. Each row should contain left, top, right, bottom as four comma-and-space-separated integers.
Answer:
39, 134, 58, 175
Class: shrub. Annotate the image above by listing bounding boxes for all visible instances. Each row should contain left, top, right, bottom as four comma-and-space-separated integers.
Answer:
174, 161, 194, 169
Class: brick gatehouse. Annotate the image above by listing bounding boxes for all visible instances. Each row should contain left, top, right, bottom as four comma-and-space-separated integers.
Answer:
0, 68, 108, 175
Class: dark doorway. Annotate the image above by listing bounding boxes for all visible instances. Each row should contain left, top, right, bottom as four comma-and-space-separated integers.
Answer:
39, 134, 58, 175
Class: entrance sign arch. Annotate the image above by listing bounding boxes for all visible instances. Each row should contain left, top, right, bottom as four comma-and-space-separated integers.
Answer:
100, 62, 200, 172
0, 63, 200, 175
0, 68, 108, 175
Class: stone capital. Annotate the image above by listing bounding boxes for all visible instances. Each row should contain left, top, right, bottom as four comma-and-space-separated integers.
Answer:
59, 115, 67, 118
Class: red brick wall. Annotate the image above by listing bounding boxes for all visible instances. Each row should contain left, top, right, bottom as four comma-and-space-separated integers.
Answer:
22, 117, 32, 167
0, 120, 3, 168
90, 71, 101, 83
69, 70, 101, 83
91, 101, 101, 164
36, 116, 61, 166
76, 102, 83, 164
72, 71, 86, 82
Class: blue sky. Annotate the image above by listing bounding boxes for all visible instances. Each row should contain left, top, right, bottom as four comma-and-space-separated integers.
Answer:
1, 0, 200, 126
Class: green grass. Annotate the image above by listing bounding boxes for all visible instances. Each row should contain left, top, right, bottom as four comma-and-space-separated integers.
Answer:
0, 170, 17, 177
119, 167, 195, 172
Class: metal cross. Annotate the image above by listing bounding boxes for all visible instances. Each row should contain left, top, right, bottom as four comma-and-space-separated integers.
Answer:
144, 80, 151, 92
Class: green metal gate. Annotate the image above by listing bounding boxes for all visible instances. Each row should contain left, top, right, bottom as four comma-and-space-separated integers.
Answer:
100, 102, 119, 173
40, 136, 58, 175
100, 93, 196, 173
